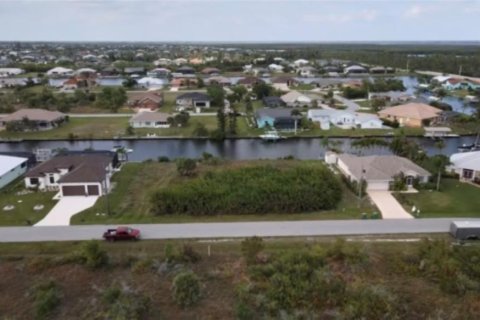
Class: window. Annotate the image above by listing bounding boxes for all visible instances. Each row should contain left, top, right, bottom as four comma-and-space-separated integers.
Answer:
30, 178, 39, 185
463, 169, 474, 180
49, 176, 55, 184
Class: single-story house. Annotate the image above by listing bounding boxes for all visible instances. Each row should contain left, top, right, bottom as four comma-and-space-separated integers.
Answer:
176, 92, 211, 108
24, 152, 117, 197
205, 76, 232, 87
263, 96, 286, 108
176, 66, 196, 75
327, 153, 431, 191
442, 78, 480, 91
368, 91, 415, 103
46, 67, 73, 77
280, 90, 313, 107
255, 108, 301, 130
344, 65, 368, 74
154, 58, 172, 66
298, 66, 317, 77
127, 91, 163, 110
173, 58, 188, 65
378, 103, 443, 127
0, 155, 28, 189
129, 112, 171, 128
170, 77, 198, 88
271, 76, 298, 87
237, 76, 264, 88
293, 59, 309, 67
201, 67, 221, 75
147, 68, 171, 78
124, 67, 145, 75
449, 151, 480, 183
307, 109, 384, 130
0, 109, 66, 131
268, 64, 284, 73
137, 77, 167, 89
0, 68, 24, 77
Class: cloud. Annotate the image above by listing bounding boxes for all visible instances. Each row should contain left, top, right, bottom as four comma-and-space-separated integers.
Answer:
303, 9, 378, 24
404, 4, 425, 18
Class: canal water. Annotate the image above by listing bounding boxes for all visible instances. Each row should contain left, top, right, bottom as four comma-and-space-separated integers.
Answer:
0, 136, 477, 162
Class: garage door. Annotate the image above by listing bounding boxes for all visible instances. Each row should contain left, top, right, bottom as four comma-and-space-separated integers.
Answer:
367, 181, 389, 191
87, 185, 100, 196
62, 185, 85, 196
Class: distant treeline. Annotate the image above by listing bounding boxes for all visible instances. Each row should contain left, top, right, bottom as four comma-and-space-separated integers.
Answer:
150, 165, 342, 216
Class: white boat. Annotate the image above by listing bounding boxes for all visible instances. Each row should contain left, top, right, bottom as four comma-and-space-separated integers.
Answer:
259, 130, 282, 141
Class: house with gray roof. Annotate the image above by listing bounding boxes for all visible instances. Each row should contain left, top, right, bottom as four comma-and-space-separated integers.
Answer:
0, 109, 66, 131
255, 108, 301, 131
129, 112, 171, 128
176, 92, 211, 108
326, 153, 430, 191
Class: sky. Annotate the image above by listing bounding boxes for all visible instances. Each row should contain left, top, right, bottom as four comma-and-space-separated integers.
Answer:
0, 0, 479, 42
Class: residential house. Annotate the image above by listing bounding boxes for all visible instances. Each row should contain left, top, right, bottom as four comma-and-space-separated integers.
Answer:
298, 66, 316, 77
154, 58, 172, 66
293, 59, 309, 67
344, 65, 367, 74
378, 103, 443, 127
173, 58, 188, 66
170, 77, 198, 88
263, 96, 286, 108
255, 108, 301, 130
0, 109, 66, 131
205, 76, 232, 87
201, 67, 220, 75
442, 78, 480, 91
449, 151, 480, 183
268, 64, 284, 73
61, 78, 79, 91
137, 77, 166, 89
147, 68, 171, 78
129, 112, 171, 128
0, 155, 28, 189
124, 67, 145, 75
24, 152, 117, 197
127, 91, 163, 110
176, 92, 211, 108
46, 67, 73, 77
0, 68, 24, 77
307, 109, 383, 130
369, 66, 387, 74
368, 91, 415, 104
327, 153, 431, 191
280, 90, 313, 107
237, 76, 264, 88
189, 58, 204, 65
271, 76, 298, 87
176, 66, 196, 75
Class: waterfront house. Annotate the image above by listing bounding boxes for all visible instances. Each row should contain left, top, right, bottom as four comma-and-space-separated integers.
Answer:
280, 90, 312, 107
378, 103, 443, 127
263, 96, 286, 108
255, 108, 301, 130
344, 65, 368, 74
326, 153, 431, 191
46, 67, 73, 77
0, 155, 28, 190
129, 112, 171, 128
24, 152, 117, 197
449, 151, 480, 184
176, 92, 211, 108
307, 109, 383, 130
0, 109, 66, 131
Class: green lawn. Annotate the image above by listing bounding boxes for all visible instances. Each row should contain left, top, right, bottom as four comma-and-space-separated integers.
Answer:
71, 161, 377, 225
0, 180, 56, 226
0, 117, 129, 140
394, 179, 480, 218
133, 116, 218, 137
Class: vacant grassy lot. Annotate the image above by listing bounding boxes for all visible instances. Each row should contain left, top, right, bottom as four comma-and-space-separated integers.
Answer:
0, 236, 477, 319
0, 180, 56, 226
133, 116, 218, 137
72, 160, 377, 225
394, 179, 480, 218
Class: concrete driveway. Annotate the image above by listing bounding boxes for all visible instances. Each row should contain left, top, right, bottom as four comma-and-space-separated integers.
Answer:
367, 191, 413, 219
334, 95, 361, 112
35, 196, 99, 227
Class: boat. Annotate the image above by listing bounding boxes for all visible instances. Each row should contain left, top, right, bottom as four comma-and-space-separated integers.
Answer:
259, 130, 283, 142
457, 133, 480, 152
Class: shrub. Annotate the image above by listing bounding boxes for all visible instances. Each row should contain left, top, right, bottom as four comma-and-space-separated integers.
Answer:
157, 156, 170, 162
172, 271, 201, 308
343, 284, 400, 319
150, 165, 343, 216
175, 158, 197, 176
78, 240, 109, 269
241, 236, 264, 265
164, 243, 201, 264
99, 285, 150, 320
32, 280, 61, 320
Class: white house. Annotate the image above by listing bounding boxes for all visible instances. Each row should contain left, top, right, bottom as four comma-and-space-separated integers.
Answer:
344, 65, 367, 74
307, 109, 384, 130
46, 67, 74, 77
0, 68, 24, 77
298, 66, 316, 77
293, 59, 309, 67
129, 112, 171, 128
326, 153, 431, 191
281, 91, 312, 107
449, 151, 480, 183
268, 63, 284, 73
137, 77, 166, 89
24, 152, 116, 197
0, 155, 28, 189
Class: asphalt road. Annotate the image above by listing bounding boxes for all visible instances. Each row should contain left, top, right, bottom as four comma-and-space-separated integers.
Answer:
0, 218, 474, 243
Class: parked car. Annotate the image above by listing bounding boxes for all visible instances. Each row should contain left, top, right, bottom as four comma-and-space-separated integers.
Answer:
450, 221, 480, 240
103, 226, 141, 241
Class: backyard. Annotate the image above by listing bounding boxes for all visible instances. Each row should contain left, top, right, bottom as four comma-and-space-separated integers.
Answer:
394, 179, 480, 218
72, 160, 377, 225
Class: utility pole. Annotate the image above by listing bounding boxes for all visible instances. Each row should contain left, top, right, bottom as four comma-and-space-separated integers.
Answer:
459, 65, 462, 76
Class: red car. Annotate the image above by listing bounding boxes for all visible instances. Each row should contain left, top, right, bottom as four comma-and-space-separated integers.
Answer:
103, 227, 141, 241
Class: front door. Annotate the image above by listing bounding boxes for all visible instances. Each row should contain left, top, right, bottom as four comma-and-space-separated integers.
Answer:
406, 176, 414, 187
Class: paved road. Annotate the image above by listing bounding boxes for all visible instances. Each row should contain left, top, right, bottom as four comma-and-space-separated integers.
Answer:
334, 95, 360, 112
0, 218, 474, 243
67, 112, 218, 118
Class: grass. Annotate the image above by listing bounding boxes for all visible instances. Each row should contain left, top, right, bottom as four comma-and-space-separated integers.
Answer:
133, 116, 218, 137
394, 178, 480, 218
71, 160, 377, 225
0, 180, 56, 226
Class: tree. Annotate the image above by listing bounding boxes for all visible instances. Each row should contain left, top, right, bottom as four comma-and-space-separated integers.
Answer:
431, 152, 449, 191
216, 109, 226, 138
231, 85, 247, 102
172, 271, 201, 308
245, 98, 253, 113
241, 236, 264, 265
125, 125, 135, 136
78, 241, 109, 269
197, 77, 205, 88
207, 85, 225, 107
122, 77, 137, 89
192, 122, 209, 137
174, 111, 190, 127
95, 87, 127, 112
227, 108, 237, 136
176, 158, 197, 176
252, 83, 273, 99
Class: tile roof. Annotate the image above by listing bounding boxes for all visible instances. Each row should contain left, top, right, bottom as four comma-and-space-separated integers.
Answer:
378, 103, 442, 120
1, 109, 66, 122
